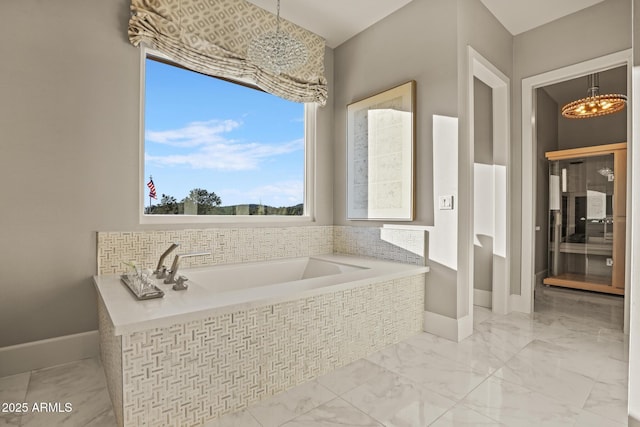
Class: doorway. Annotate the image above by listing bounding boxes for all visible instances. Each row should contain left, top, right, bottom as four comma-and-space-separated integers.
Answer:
521, 50, 631, 332
467, 47, 510, 319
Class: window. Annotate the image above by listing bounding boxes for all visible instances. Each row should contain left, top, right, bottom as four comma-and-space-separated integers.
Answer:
140, 49, 315, 223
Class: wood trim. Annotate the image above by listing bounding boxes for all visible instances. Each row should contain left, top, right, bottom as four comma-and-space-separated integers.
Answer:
614, 149, 628, 216
543, 275, 624, 295
612, 148, 627, 289
545, 142, 627, 160
613, 219, 626, 289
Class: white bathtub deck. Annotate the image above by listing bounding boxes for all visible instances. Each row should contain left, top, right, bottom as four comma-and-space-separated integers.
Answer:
93, 254, 428, 335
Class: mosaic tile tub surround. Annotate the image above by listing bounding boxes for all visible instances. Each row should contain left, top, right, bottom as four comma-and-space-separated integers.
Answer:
96, 225, 428, 426
99, 273, 425, 426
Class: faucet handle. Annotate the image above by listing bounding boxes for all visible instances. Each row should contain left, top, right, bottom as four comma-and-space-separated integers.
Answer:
154, 265, 168, 279
173, 275, 189, 291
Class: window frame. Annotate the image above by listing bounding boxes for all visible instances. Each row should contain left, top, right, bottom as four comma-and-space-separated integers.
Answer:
138, 46, 316, 224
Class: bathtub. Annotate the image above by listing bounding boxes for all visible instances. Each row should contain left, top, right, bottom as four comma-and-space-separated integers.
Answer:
94, 254, 428, 335
186, 256, 367, 292
95, 254, 428, 426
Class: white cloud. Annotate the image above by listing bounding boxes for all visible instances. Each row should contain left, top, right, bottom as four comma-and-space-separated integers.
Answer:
222, 181, 303, 206
146, 119, 241, 148
145, 119, 303, 171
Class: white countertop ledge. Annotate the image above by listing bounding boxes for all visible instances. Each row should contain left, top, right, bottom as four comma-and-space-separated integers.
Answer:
94, 254, 429, 336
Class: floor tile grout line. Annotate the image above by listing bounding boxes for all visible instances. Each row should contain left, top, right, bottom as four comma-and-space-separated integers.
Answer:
332, 396, 386, 427
443, 368, 504, 424
263, 381, 337, 427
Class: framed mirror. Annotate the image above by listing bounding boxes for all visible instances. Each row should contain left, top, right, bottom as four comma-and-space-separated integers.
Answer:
346, 81, 416, 220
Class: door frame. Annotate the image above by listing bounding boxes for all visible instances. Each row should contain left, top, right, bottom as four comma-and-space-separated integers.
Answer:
520, 49, 632, 333
466, 46, 511, 317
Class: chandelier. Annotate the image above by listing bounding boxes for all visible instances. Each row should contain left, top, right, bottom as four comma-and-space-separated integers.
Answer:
248, 0, 308, 75
561, 73, 627, 119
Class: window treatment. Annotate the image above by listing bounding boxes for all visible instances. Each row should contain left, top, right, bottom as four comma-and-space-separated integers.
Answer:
129, 0, 328, 105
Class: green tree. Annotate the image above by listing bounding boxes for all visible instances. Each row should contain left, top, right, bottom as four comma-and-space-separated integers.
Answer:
150, 194, 180, 214
182, 188, 222, 215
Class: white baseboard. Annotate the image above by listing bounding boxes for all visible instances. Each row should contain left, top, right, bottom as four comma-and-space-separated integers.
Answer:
510, 294, 531, 313
0, 331, 99, 377
423, 311, 473, 342
473, 289, 492, 308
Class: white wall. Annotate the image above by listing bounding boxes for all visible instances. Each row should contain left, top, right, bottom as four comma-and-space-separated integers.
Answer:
0, 0, 335, 347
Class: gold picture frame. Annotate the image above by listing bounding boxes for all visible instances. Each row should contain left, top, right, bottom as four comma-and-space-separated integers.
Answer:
346, 81, 416, 220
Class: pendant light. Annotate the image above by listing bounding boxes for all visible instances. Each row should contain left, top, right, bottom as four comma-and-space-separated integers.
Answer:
561, 73, 627, 119
248, 0, 308, 75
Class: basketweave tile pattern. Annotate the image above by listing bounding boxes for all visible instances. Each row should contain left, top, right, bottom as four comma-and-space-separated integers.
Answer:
333, 226, 426, 266
97, 226, 334, 275
98, 297, 124, 427
108, 274, 424, 427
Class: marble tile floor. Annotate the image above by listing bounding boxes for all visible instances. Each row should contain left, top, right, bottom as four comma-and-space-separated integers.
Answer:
0, 284, 628, 426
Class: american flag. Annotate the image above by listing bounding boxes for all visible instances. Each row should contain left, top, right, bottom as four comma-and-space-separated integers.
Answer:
147, 177, 157, 200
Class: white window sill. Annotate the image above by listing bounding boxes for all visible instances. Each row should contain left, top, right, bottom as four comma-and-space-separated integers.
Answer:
139, 214, 316, 226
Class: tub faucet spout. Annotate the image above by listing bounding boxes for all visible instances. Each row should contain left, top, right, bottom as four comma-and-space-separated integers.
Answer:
154, 243, 179, 278
164, 252, 211, 286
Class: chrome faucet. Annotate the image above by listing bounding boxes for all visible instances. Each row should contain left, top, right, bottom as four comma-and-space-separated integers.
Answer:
154, 243, 180, 278
164, 252, 211, 288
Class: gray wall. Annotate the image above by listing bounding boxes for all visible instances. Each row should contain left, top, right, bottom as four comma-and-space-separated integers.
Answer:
333, 0, 512, 318
0, 0, 335, 347
535, 89, 559, 276
333, 0, 459, 227
511, 0, 631, 295
455, 0, 513, 315
333, 0, 459, 317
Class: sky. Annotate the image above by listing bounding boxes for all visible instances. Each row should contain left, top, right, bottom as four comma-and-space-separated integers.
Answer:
144, 58, 305, 208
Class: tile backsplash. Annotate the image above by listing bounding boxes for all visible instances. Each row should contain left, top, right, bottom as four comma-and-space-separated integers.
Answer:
97, 225, 427, 275
334, 225, 426, 266
97, 226, 334, 275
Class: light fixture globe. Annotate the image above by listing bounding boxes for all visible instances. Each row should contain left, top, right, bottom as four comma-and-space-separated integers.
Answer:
248, 0, 308, 75
561, 73, 627, 119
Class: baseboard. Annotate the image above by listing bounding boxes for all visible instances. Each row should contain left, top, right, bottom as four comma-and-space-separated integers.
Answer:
423, 311, 473, 342
535, 270, 548, 287
473, 289, 492, 308
0, 330, 99, 377
509, 293, 531, 313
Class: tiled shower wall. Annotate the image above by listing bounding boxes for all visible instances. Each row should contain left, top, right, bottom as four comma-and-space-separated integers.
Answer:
97, 225, 426, 275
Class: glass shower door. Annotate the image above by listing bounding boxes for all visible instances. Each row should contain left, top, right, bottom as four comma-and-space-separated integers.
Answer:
583, 154, 615, 284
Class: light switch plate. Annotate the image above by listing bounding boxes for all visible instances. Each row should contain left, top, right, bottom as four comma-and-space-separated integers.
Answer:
439, 195, 454, 210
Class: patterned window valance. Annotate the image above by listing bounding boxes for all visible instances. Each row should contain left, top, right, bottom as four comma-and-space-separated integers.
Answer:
129, 0, 328, 105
